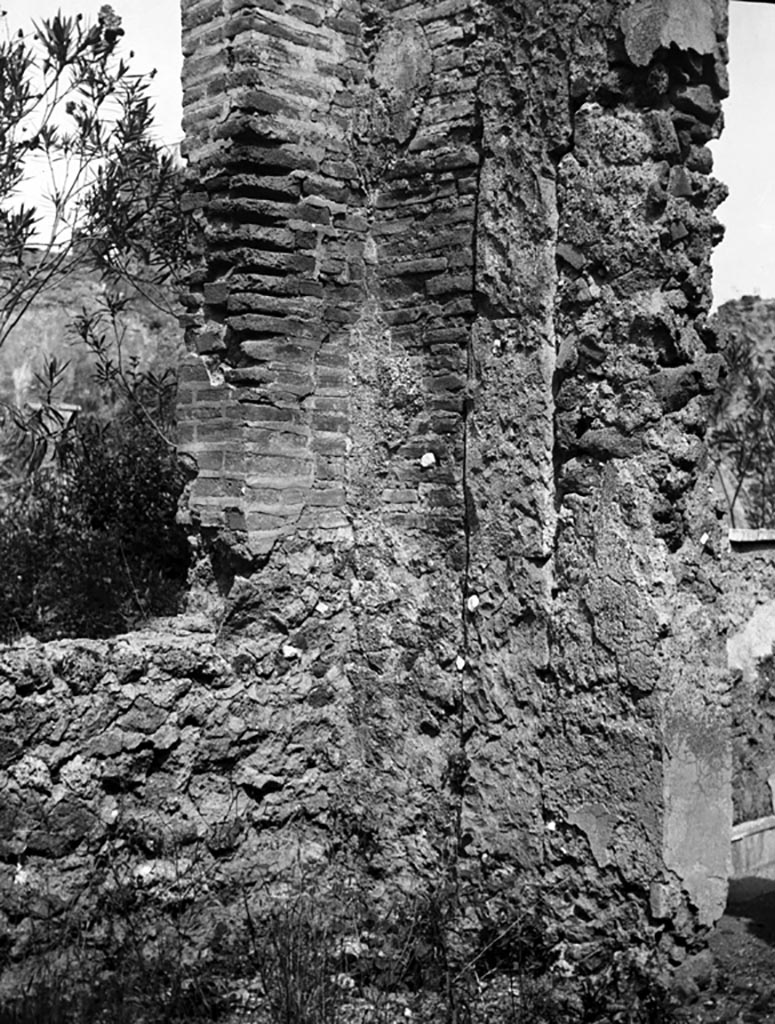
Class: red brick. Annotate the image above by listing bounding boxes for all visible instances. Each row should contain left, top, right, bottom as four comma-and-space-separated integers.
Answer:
312, 413, 348, 432
246, 484, 308, 504
311, 434, 348, 455
249, 454, 314, 476
310, 488, 346, 507
225, 509, 247, 531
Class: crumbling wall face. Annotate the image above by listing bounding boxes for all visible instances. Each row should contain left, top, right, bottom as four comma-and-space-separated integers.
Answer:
440, 0, 732, 947
459, 1, 562, 868
0, 632, 354, 961
175, 0, 562, 883
342, 0, 481, 866
545, 0, 731, 933
176, 0, 488, 879
175, 0, 734, 932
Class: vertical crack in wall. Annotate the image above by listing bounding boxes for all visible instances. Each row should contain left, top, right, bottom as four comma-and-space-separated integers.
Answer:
452, 82, 487, 857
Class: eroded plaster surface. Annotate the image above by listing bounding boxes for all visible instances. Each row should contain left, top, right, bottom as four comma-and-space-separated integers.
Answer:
728, 598, 775, 684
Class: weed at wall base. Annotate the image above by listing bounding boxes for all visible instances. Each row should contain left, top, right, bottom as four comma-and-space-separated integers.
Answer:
0, 830, 682, 1024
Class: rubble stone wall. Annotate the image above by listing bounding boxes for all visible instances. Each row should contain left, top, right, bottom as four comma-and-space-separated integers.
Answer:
0, 631, 351, 960
0, 0, 737, 964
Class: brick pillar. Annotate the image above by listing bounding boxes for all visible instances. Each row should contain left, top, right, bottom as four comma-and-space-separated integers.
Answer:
178, 0, 732, 948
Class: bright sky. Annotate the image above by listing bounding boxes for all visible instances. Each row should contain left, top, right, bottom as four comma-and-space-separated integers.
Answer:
7, 0, 183, 145
5, 0, 183, 242
711, 2, 775, 306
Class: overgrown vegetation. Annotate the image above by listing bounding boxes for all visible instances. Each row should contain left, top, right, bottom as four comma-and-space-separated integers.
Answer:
0, 406, 188, 641
0, 824, 682, 1024
0, 6, 194, 641
0, 290, 189, 641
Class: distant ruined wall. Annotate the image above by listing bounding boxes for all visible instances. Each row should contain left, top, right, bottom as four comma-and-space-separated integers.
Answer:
726, 543, 775, 826
0, 0, 735, 967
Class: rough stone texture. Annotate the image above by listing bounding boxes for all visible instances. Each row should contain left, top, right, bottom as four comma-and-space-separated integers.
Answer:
0, 0, 738, 966
0, 629, 351, 961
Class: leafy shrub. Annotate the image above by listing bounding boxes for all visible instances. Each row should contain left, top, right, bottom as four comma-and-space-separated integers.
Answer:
0, 285, 190, 643
0, 3, 194, 643
0, 406, 189, 642
0, 5, 193, 350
